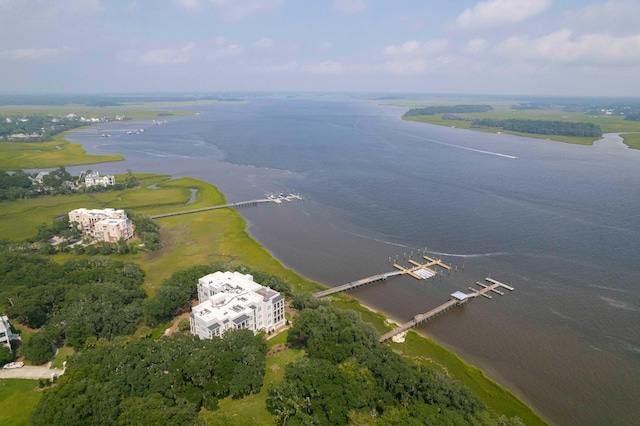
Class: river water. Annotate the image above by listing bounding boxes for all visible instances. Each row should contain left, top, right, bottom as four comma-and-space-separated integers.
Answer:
66, 96, 640, 425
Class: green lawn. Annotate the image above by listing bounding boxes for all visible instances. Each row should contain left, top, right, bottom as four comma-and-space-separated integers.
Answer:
50, 346, 75, 369
0, 379, 42, 426
199, 349, 304, 425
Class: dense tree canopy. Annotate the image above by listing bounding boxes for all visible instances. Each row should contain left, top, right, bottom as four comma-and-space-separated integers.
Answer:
471, 118, 602, 137
0, 345, 13, 366
268, 305, 523, 426
31, 330, 267, 425
22, 332, 55, 365
0, 248, 146, 349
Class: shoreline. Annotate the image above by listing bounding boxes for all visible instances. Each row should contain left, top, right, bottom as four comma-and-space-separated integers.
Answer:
15, 114, 547, 424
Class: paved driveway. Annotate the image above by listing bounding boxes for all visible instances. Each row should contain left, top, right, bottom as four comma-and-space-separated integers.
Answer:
0, 364, 64, 380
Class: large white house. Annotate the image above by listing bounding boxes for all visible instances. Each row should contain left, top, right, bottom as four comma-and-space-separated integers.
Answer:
68, 208, 133, 242
0, 315, 20, 352
190, 271, 285, 339
84, 171, 115, 187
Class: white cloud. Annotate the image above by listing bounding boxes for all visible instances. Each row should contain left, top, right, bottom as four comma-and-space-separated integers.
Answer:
399, 16, 426, 32
255, 38, 274, 49
383, 39, 447, 57
466, 38, 487, 55
207, 42, 243, 62
456, 0, 551, 30
317, 42, 333, 52
256, 61, 298, 73
384, 59, 428, 75
496, 30, 640, 66
564, 0, 640, 35
173, 0, 203, 13
0, 47, 74, 61
210, 0, 284, 21
383, 55, 457, 76
332, 0, 366, 14
0, 0, 102, 26
173, 0, 284, 19
138, 42, 195, 65
302, 61, 344, 75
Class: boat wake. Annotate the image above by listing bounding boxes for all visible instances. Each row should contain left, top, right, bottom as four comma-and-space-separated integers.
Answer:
428, 251, 512, 258
431, 140, 519, 159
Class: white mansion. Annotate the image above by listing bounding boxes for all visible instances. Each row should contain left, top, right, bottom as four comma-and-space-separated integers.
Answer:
68, 208, 133, 242
84, 171, 115, 188
190, 271, 285, 339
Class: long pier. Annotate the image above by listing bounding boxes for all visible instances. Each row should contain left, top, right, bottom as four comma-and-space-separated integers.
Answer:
379, 278, 514, 343
150, 194, 303, 219
314, 255, 452, 298
314, 271, 403, 298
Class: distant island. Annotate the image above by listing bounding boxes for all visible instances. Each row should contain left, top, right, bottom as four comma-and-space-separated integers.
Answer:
398, 97, 640, 149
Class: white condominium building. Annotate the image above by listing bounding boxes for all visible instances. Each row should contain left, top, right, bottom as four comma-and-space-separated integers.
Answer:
190, 271, 285, 339
85, 172, 115, 187
0, 315, 20, 351
68, 208, 133, 242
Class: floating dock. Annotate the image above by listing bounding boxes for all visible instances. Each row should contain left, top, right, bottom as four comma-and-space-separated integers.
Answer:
379, 277, 514, 342
391, 255, 450, 280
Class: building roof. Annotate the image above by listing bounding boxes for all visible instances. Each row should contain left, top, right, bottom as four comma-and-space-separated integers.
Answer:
233, 314, 250, 324
451, 291, 472, 301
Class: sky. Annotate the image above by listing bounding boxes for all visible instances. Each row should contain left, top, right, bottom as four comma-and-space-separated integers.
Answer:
1, 0, 640, 96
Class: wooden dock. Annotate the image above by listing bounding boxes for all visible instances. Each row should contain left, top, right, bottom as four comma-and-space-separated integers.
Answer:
391, 255, 450, 280
422, 255, 452, 270
150, 193, 303, 219
314, 271, 403, 298
379, 277, 514, 343
379, 298, 460, 342
315, 254, 452, 298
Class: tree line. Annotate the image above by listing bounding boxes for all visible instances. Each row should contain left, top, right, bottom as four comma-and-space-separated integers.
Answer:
403, 105, 493, 116
471, 118, 602, 137
30, 330, 267, 425
0, 168, 139, 202
0, 247, 147, 354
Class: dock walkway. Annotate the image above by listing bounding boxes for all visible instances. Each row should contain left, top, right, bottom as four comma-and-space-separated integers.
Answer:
314, 271, 403, 298
150, 194, 303, 219
315, 255, 451, 298
379, 277, 514, 342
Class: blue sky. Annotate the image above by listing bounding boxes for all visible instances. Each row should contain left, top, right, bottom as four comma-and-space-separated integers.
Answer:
1, 0, 639, 96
